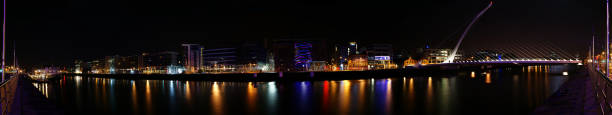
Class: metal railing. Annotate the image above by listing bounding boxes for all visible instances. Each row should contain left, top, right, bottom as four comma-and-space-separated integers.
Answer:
591, 65, 612, 115
0, 75, 19, 115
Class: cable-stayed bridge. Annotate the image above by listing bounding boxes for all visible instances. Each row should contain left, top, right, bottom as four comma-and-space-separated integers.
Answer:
447, 40, 580, 64
424, 1, 580, 65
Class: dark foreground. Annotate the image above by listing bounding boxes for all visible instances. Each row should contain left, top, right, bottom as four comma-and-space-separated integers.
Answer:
532, 67, 600, 115
21, 65, 578, 115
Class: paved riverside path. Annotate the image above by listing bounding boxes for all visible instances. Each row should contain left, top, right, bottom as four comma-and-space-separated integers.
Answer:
532, 68, 600, 115
8, 76, 63, 115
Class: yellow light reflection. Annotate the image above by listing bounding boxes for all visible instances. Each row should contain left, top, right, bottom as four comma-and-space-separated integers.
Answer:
145, 80, 152, 114
358, 80, 366, 112
470, 71, 475, 78
131, 81, 138, 114
426, 77, 433, 113
409, 78, 414, 99
185, 81, 191, 103
485, 73, 491, 84
408, 78, 415, 112
212, 82, 223, 115
330, 80, 338, 108
247, 82, 257, 113
385, 78, 392, 114
339, 80, 351, 114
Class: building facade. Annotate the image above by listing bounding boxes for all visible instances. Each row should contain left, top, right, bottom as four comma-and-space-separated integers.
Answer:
182, 44, 204, 73
423, 48, 462, 64
364, 44, 395, 69
203, 48, 238, 72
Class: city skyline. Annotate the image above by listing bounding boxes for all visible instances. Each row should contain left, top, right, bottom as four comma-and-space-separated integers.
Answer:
7, 0, 596, 67
1, 0, 605, 115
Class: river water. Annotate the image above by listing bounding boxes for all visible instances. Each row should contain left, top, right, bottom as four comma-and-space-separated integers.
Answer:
32, 65, 572, 115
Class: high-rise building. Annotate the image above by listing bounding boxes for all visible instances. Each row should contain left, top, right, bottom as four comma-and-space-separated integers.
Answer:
182, 44, 204, 73
333, 41, 360, 70
294, 41, 312, 71
348, 41, 359, 55
272, 39, 331, 72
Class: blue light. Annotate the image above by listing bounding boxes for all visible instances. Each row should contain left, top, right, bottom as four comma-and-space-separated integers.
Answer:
295, 41, 312, 71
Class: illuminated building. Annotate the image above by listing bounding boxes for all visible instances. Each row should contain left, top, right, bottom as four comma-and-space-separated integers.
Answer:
420, 59, 430, 65
34, 67, 60, 75
363, 44, 395, 69
348, 54, 368, 71
142, 51, 180, 74
403, 57, 417, 67
86, 59, 104, 74
349, 41, 358, 55
74, 60, 84, 74
333, 41, 359, 70
423, 48, 462, 64
272, 39, 331, 72
203, 48, 238, 72
182, 44, 204, 73
196, 42, 269, 73
115, 55, 140, 74
295, 41, 312, 71
238, 43, 268, 73
310, 61, 327, 71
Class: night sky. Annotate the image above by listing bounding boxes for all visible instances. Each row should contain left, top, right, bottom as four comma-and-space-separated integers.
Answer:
8, 0, 598, 68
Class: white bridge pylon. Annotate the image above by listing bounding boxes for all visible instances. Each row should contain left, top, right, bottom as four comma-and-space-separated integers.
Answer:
444, 1, 493, 63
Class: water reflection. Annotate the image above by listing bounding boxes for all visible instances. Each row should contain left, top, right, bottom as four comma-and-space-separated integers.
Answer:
131, 80, 138, 114
247, 82, 257, 113
426, 77, 434, 114
266, 82, 278, 114
485, 72, 491, 84
32, 82, 49, 98
41, 65, 572, 115
146, 80, 152, 115
211, 82, 223, 115
471, 71, 476, 78
339, 80, 350, 115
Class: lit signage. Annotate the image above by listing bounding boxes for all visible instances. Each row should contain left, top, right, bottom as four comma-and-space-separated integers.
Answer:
374, 56, 390, 60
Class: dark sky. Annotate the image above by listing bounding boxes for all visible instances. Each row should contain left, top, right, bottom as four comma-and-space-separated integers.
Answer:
8, 0, 598, 67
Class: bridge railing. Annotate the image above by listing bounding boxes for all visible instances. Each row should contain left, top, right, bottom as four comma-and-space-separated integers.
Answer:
590, 65, 612, 114
0, 75, 19, 115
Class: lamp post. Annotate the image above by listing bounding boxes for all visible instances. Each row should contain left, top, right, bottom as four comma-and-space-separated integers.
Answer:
2, 0, 6, 82
607, 0, 610, 77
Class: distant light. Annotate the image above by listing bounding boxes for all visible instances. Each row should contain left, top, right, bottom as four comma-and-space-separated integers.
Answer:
562, 72, 569, 76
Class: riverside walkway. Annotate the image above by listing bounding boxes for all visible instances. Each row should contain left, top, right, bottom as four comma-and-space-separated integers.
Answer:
0, 75, 62, 115
532, 67, 601, 115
